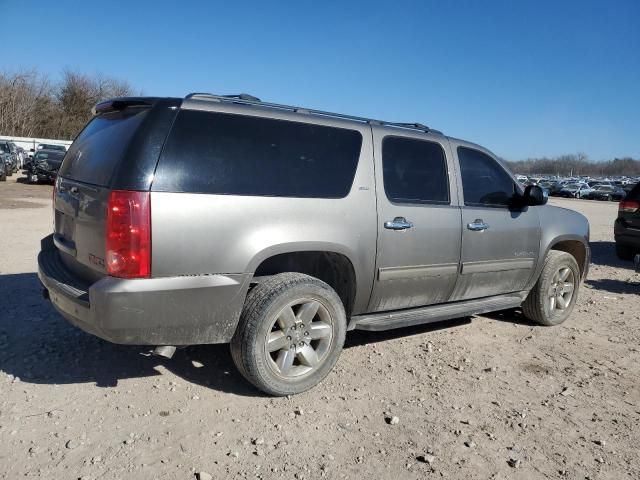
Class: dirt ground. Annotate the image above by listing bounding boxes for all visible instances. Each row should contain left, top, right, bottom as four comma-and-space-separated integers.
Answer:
0, 175, 638, 480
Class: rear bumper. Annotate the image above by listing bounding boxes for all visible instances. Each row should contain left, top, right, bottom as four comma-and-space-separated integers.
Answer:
614, 219, 640, 248
38, 235, 252, 345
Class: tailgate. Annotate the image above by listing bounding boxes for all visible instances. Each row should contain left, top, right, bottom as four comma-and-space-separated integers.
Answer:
54, 178, 111, 282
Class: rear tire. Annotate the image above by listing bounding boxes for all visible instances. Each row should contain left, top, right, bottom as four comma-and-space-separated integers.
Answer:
231, 273, 346, 396
616, 243, 635, 261
522, 251, 580, 326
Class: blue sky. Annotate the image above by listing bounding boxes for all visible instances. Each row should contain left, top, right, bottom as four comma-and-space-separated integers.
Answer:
1, 0, 638, 160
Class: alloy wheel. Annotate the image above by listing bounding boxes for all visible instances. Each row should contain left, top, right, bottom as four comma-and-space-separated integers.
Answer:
265, 299, 334, 378
547, 266, 575, 314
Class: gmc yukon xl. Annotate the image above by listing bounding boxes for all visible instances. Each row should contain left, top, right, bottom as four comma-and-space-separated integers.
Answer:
38, 93, 590, 395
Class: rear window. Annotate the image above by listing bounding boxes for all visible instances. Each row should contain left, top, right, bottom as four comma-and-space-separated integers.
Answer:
59, 108, 149, 186
152, 110, 363, 198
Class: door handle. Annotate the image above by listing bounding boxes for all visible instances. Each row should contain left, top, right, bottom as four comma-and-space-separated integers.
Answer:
384, 217, 414, 231
467, 219, 489, 231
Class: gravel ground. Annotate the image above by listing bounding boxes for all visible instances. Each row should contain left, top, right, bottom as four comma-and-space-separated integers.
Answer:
0, 175, 638, 480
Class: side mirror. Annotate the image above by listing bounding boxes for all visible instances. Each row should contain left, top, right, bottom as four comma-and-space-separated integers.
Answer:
523, 185, 547, 206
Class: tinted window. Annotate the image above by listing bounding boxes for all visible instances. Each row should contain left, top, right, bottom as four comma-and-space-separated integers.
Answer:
627, 183, 640, 200
458, 147, 516, 207
153, 110, 363, 198
382, 136, 449, 204
59, 108, 149, 186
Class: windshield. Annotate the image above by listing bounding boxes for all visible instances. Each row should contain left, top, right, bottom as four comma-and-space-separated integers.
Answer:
38, 144, 66, 151
0, 143, 9, 153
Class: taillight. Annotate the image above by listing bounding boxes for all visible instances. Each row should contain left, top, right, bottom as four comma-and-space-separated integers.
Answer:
619, 200, 639, 213
106, 190, 151, 278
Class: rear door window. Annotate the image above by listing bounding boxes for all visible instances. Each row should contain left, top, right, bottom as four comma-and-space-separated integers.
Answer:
59, 108, 149, 186
382, 136, 449, 204
153, 110, 363, 198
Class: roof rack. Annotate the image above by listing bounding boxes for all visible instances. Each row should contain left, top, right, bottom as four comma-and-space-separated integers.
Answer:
184, 92, 442, 134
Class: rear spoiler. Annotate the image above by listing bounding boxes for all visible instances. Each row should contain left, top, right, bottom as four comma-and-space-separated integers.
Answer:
92, 97, 159, 115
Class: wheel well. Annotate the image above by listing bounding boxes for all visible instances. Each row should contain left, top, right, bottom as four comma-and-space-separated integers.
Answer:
550, 240, 587, 277
254, 252, 357, 316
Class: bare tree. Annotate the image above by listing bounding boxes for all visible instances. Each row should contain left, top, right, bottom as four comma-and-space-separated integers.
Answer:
0, 68, 135, 140
0, 69, 53, 137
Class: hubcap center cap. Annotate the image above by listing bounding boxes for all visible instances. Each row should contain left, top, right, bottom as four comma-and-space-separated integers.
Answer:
291, 323, 308, 346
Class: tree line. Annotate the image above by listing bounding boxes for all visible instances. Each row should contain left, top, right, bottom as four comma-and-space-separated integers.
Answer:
0, 69, 135, 140
504, 154, 640, 177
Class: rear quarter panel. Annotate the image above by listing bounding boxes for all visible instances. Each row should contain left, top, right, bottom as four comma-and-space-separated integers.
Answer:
150, 123, 377, 314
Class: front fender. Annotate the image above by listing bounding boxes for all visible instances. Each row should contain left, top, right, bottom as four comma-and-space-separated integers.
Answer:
525, 205, 590, 290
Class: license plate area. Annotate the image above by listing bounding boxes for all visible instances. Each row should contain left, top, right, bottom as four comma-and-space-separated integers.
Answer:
55, 211, 76, 241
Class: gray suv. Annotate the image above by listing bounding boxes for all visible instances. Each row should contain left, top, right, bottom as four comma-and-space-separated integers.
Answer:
38, 93, 590, 395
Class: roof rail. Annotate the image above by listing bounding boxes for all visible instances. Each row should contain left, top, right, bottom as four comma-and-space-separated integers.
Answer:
184, 92, 442, 134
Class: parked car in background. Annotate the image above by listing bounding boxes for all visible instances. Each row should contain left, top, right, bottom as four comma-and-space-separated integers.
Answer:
584, 185, 626, 201
548, 181, 568, 196
614, 183, 640, 260
0, 154, 7, 181
0, 140, 18, 175
38, 93, 590, 395
24, 149, 65, 183
560, 183, 593, 198
15, 146, 26, 168
37, 143, 67, 152
588, 181, 612, 188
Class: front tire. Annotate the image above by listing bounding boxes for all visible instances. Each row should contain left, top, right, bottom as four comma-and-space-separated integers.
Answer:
522, 251, 580, 326
231, 273, 346, 396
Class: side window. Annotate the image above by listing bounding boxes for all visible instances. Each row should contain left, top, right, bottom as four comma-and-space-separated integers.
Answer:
457, 147, 516, 207
382, 136, 449, 204
153, 110, 363, 198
